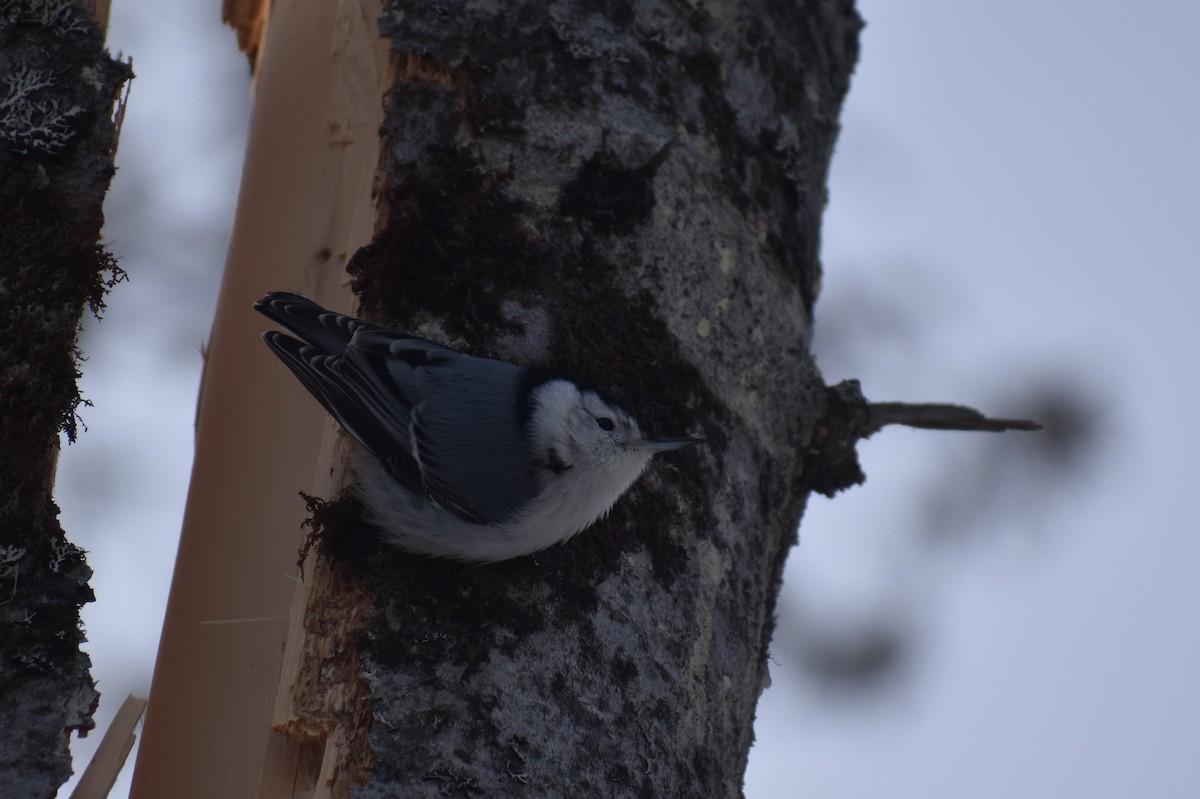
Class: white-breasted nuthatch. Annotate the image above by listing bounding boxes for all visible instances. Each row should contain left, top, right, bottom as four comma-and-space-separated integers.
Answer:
255, 291, 704, 562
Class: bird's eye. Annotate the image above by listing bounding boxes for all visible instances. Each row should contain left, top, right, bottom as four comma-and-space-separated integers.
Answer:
596, 416, 615, 432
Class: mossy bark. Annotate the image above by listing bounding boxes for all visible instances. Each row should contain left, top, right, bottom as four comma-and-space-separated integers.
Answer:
0, 2, 131, 796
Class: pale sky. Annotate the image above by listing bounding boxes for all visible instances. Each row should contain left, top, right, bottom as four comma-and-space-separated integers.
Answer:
56, 1, 1200, 796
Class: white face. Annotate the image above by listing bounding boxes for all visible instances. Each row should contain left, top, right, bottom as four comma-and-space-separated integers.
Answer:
528, 379, 648, 474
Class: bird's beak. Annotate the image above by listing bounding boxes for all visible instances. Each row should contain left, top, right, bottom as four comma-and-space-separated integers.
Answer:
640, 436, 706, 452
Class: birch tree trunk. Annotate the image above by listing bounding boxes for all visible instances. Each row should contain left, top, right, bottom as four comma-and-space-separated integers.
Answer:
344, 2, 861, 795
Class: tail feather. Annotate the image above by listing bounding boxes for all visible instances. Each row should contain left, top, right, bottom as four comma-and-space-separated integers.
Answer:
253, 291, 369, 354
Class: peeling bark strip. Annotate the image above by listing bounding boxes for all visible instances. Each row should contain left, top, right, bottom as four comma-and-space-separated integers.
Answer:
0, 1, 131, 796
333, 2, 861, 796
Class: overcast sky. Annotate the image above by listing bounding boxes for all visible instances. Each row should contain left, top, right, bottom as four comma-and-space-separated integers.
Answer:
56, 1, 1200, 796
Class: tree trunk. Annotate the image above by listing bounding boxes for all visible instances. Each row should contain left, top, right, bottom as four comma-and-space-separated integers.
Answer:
346, 2, 860, 796
0, 1, 130, 796
133, 1, 860, 796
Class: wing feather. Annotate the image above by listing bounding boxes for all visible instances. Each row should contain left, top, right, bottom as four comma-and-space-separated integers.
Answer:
256, 293, 496, 523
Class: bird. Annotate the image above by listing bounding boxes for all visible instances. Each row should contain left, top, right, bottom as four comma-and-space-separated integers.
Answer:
254, 291, 704, 562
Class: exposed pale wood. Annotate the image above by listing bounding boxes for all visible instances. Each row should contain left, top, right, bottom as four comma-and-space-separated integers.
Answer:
269, 431, 376, 799
222, 0, 272, 62
69, 695, 147, 799
129, 1, 391, 796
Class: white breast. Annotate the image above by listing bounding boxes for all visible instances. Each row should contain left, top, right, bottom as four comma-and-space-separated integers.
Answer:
353, 448, 652, 562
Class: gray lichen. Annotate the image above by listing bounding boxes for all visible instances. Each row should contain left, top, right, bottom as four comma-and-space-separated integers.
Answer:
0, 63, 85, 153
0, 0, 120, 155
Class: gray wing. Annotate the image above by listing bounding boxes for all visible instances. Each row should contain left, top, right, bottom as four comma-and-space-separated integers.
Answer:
256, 292, 537, 524
394, 353, 543, 524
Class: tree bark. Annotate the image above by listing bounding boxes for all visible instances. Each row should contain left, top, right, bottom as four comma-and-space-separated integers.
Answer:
0, 1, 130, 796
339, 2, 861, 796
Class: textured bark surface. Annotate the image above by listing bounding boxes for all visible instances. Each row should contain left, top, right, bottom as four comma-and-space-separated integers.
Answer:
0, 1, 131, 796
325, 2, 862, 796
